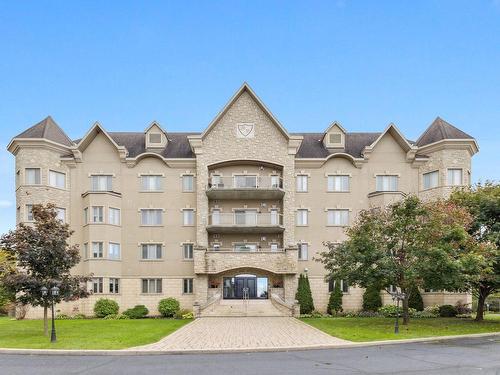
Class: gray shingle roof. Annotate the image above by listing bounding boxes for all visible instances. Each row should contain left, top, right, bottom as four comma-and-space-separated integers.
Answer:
292, 132, 381, 158
416, 117, 474, 147
14, 116, 74, 146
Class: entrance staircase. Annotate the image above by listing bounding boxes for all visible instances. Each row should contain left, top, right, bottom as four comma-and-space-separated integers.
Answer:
200, 299, 292, 317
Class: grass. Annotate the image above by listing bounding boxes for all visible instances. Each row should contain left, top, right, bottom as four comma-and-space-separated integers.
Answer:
0, 317, 191, 349
301, 315, 500, 342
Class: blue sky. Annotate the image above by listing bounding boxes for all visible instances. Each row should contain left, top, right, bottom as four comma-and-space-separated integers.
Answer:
0, 0, 499, 233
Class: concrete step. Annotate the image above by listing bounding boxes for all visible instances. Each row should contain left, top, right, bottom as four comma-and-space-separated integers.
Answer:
200, 299, 290, 317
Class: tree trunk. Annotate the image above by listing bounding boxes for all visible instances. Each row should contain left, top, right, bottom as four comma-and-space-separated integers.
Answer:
475, 288, 488, 322
402, 295, 410, 325
43, 305, 48, 336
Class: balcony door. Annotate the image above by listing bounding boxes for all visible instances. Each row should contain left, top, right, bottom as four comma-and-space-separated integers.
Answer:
234, 209, 257, 225
234, 175, 258, 189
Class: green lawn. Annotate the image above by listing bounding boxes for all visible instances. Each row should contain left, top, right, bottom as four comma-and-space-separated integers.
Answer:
301, 315, 500, 342
0, 317, 191, 349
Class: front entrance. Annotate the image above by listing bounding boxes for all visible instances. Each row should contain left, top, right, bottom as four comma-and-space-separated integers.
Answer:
223, 274, 268, 299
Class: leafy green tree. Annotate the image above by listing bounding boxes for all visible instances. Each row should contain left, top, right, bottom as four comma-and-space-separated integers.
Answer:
327, 280, 343, 314
408, 285, 424, 311
362, 284, 382, 312
450, 182, 500, 321
0, 249, 16, 314
296, 274, 314, 314
0, 204, 91, 334
318, 195, 476, 325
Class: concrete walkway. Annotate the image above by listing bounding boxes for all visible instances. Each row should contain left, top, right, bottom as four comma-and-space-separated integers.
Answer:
129, 317, 349, 352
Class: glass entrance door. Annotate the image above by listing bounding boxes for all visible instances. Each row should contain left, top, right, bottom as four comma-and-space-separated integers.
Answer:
223, 275, 268, 299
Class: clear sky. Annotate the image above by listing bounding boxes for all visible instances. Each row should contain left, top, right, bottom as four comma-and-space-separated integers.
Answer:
0, 1, 499, 233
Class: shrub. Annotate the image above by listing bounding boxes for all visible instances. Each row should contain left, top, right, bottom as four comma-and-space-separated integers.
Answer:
439, 304, 458, 317
158, 298, 180, 317
103, 314, 118, 320
73, 313, 86, 319
424, 305, 440, 315
181, 311, 194, 319
455, 301, 472, 315
378, 305, 416, 317
408, 286, 424, 311
174, 308, 192, 319
93, 298, 119, 318
296, 274, 315, 314
362, 285, 382, 312
55, 314, 72, 320
310, 310, 324, 318
412, 311, 438, 318
327, 280, 343, 314
123, 305, 149, 319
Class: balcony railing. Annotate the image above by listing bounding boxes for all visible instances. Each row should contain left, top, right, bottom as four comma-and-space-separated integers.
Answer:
208, 212, 283, 226
207, 176, 283, 190
207, 247, 284, 252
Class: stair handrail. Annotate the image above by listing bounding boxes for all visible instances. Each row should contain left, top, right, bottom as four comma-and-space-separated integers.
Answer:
200, 290, 222, 311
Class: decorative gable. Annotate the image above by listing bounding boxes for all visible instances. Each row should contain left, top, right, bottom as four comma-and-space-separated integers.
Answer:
145, 121, 167, 150
323, 122, 346, 149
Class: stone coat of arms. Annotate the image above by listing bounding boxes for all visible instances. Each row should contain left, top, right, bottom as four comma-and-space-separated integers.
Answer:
236, 123, 255, 138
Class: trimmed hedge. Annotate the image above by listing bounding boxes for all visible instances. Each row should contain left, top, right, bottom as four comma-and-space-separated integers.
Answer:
94, 298, 119, 318
327, 280, 343, 314
296, 274, 315, 314
158, 298, 180, 317
439, 304, 458, 317
123, 305, 149, 319
408, 286, 424, 311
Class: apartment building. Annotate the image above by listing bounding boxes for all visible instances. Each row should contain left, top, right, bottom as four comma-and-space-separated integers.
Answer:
7, 83, 478, 317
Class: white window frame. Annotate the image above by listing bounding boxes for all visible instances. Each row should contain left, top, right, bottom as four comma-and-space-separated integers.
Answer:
92, 277, 103, 294
26, 204, 34, 221
91, 206, 104, 223
56, 207, 66, 223
183, 278, 194, 294
140, 209, 163, 226
376, 175, 399, 192
49, 170, 66, 189
141, 175, 163, 192
296, 175, 308, 192
109, 278, 120, 294
108, 207, 121, 226
92, 242, 104, 258
330, 279, 349, 294
327, 175, 350, 192
183, 243, 194, 260
90, 174, 112, 192
182, 175, 194, 192
296, 209, 308, 226
298, 243, 308, 260
142, 278, 162, 294
447, 168, 463, 186
327, 209, 349, 226
182, 209, 195, 226
108, 242, 121, 260
423, 170, 439, 190
25, 168, 41, 185
141, 244, 163, 260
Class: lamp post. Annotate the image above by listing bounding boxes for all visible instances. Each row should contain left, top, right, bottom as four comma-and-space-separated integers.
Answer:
41, 285, 60, 343
390, 290, 406, 334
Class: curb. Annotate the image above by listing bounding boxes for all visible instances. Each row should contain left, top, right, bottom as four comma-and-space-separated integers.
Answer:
0, 332, 498, 356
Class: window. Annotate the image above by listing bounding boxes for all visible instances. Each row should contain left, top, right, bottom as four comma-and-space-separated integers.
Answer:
329, 133, 342, 144
92, 278, 103, 294
149, 133, 162, 144
25, 168, 41, 185
141, 244, 162, 260
327, 209, 349, 226
448, 169, 463, 186
270, 243, 279, 252
83, 243, 88, 259
83, 207, 88, 224
109, 242, 121, 260
328, 279, 349, 293
142, 278, 162, 294
423, 171, 439, 190
49, 170, 66, 189
376, 175, 398, 192
26, 204, 33, 221
296, 209, 308, 226
388, 285, 398, 294
56, 208, 66, 222
234, 175, 257, 188
141, 175, 162, 191
90, 175, 112, 191
92, 206, 104, 223
183, 243, 194, 259
109, 278, 120, 294
183, 278, 194, 294
109, 207, 120, 225
296, 175, 308, 192
211, 209, 221, 225
270, 175, 280, 188
183, 209, 195, 226
140, 209, 163, 225
270, 209, 279, 225
182, 175, 194, 192
298, 243, 308, 260
92, 242, 103, 258
327, 175, 349, 192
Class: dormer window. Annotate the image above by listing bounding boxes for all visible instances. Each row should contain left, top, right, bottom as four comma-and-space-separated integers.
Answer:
149, 133, 162, 144
323, 122, 346, 149
329, 133, 342, 145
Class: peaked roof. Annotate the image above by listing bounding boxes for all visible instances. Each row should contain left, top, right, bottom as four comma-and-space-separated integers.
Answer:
294, 132, 381, 158
416, 117, 474, 147
201, 82, 291, 139
14, 116, 73, 146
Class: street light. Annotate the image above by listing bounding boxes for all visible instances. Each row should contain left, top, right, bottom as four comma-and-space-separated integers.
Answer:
390, 290, 406, 334
41, 285, 59, 343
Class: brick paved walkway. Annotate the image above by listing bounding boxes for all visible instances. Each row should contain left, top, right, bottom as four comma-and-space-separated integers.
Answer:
130, 317, 349, 352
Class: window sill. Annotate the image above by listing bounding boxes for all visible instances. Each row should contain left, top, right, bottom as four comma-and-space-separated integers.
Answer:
139, 225, 164, 227
140, 293, 163, 296
298, 259, 309, 261
139, 259, 164, 262
139, 190, 165, 193
182, 259, 194, 262
326, 191, 350, 193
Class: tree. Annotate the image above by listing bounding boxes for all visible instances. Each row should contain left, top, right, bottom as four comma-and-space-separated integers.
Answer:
450, 182, 500, 321
318, 195, 475, 325
362, 284, 382, 312
408, 285, 424, 311
327, 280, 343, 314
0, 204, 91, 334
0, 249, 16, 314
296, 274, 315, 314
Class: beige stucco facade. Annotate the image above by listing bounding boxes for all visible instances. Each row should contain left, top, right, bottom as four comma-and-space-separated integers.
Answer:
8, 83, 478, 318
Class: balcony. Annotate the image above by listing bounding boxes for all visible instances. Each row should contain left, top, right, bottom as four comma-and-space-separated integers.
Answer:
206, 176, 284, 200
206, 212, 285, 234
194, 247, 298, 274
367, 190, 406, 208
